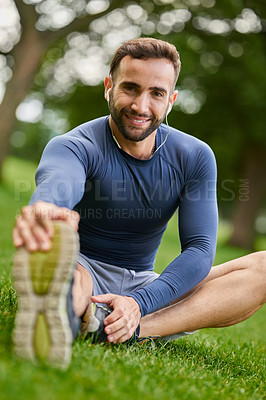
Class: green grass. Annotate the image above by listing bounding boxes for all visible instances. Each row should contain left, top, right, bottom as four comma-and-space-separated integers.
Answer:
0, 157, 265, 400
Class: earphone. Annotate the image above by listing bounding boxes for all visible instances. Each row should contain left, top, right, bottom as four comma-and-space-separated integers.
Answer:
166, 103, 172, 115
106, 88, 111, 102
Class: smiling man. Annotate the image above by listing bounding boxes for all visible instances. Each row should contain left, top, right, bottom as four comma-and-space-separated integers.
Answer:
106, 55, 177, 156
12, 38, 266, 368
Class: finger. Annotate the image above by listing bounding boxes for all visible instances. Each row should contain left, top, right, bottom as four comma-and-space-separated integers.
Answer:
107, 322, 136, 344
34, 203, 79, 236
107, 325, 129, 343
117, 332, 134, 343
12, 226, 23, 248
116, 323, 137, 343
64, 209, 80, 231
35, 215, 54, 238
34, 203, 54, 237
21, 205, 35, 226
45, 205, 80, 231
21, 205, 52, 250
104, 308, 124, 325
105, 317, 125, 335
31, 224, 52, 251
91, 294, 115, 304
15, 215, 38, 252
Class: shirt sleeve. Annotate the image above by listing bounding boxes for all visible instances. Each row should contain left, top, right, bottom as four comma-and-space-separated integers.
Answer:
30, 135, 91, 209
129, 143, 218, 316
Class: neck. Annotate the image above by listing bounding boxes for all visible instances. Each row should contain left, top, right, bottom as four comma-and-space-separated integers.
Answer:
109, 117, 156, 160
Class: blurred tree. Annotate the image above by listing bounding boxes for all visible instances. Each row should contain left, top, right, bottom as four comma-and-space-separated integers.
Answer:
0, 0, 124, 179
163, 0, 266, 249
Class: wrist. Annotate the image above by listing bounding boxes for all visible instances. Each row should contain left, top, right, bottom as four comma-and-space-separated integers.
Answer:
126, 296, 141, 315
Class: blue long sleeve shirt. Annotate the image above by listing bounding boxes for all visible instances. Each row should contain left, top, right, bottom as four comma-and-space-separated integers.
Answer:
30, 116, 218, 316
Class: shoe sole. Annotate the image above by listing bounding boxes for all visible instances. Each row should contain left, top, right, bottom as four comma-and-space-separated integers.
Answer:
13, 221, 79, 369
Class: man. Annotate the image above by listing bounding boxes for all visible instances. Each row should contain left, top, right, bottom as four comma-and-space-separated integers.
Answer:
12, 38, 265, 368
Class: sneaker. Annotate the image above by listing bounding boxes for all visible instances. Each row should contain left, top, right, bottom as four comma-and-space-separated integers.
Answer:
81, 306, 159, 347
12, 221, 79, 369
81, 303, 111, 343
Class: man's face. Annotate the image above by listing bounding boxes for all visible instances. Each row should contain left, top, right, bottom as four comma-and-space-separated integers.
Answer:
107, 56, 177, 142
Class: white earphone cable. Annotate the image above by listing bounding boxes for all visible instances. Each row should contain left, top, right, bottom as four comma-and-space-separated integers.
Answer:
152, 113, 170, 156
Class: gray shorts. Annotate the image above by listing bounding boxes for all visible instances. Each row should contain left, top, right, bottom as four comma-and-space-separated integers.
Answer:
77, 253, 159, 297
77, 253, 197, 341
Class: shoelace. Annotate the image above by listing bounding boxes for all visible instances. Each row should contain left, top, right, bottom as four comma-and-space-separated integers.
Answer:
136, 335, 161, 348
127, 334, 161, 348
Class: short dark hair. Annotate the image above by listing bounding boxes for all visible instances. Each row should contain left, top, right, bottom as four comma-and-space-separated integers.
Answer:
109, 37, 181, 87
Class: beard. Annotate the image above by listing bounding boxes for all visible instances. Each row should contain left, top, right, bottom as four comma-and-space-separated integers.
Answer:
109, 95, 166, 142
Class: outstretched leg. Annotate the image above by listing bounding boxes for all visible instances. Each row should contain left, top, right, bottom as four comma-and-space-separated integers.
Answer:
140, 251, 266, 337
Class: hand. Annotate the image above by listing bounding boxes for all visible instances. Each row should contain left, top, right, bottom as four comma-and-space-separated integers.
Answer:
91, 293, 141, 343
12, 201, 80, 252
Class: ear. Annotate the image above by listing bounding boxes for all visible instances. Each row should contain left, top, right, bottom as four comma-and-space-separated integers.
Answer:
169, 90, 178, 109
104, 76, 113, 101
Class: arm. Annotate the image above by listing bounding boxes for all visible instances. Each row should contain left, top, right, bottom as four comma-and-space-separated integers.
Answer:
129, 143, 218, 316
30, 135, 88, 208
13, 135, 89, 251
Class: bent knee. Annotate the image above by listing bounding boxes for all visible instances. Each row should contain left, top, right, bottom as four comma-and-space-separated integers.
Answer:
247, 251, 266, 276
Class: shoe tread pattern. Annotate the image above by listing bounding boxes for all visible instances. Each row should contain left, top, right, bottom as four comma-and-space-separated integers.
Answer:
13, 221, 79, 369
